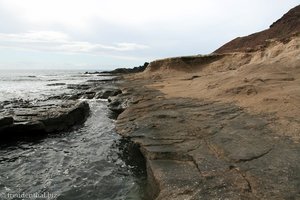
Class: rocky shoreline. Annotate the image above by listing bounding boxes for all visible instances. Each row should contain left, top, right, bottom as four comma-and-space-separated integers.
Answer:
1, 70, 299, 198
0, 75, 122, 141
0, 4, 298, 199
110, 75, 300, 200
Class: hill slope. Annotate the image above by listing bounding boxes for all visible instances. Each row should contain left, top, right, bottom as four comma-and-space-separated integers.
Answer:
214, 5, 300, 53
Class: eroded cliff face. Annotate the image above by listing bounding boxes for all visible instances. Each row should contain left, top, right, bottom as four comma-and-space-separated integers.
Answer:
144, 54, 225, 73
143, 5, 300, 76
144, 35, 299, 74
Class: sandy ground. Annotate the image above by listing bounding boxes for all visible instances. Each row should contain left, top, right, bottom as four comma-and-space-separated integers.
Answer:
133, 37, 300, 141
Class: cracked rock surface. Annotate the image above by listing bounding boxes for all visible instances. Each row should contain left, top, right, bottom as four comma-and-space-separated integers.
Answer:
114, 78, 300, 200
0, 100, 90, 139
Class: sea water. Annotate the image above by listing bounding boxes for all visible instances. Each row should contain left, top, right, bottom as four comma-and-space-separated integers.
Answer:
0, 70, 101, 101
0, 70, 146, 200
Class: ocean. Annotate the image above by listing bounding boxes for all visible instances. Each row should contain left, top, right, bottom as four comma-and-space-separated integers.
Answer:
0, 70, 99, 102
0, 70, 146, 200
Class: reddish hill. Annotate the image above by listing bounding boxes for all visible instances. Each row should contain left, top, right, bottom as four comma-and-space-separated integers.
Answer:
214, 5, 300, 53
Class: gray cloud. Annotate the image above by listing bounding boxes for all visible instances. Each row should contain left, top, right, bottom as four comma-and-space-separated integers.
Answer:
0, 31, 149, 54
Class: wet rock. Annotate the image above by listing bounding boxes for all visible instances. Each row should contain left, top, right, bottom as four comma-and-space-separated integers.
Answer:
88, 77, 120, 83
4, 121, 46, 136
67, 84, 90, 90
46, 83, 66, 86
82, 91, 96, 99
0, 73, 122, 141
40, 101, 90, 133
3, 98, 32, 109
0, 117, 14, 127
66, 94, 83, 100
0, 101, 90, 140
95, 88, 122, 99
108, 95, 133, 114
108, 96, 125, 114
84, 71, 101, 74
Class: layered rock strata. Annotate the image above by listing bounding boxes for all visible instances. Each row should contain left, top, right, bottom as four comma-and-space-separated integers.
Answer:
112, 78, 300, 199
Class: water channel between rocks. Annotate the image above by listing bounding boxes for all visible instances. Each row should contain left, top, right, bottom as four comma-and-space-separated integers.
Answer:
0, 71, 147, 200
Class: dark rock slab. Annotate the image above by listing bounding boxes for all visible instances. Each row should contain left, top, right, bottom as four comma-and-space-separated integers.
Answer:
46, 83, 66, 86
87, 77, 119, 82
84, 71, 101, 74
0, 117, 14, 127
95, 88, 122, 99
108, 95, 134, 114
81, 91, 96, 99
40, 101, 90, 133
115, 78, 300, 200
67, 84, 90, 90
0, 73, 121, 141
147, 160, 202, 200
0, 101, 90, 140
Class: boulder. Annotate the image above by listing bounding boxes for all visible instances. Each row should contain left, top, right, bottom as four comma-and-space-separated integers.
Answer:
40, 101, 90, 133
0, 101, 90, 140
95, 88, 122, 99
0, 117, 14, 127
108, 95, 133, 114
82, 91, 96, 99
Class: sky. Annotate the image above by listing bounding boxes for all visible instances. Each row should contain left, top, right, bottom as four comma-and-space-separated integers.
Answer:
0, 0, 299, 70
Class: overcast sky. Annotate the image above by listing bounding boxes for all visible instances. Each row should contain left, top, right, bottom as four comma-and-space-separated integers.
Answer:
0, 0, 299, 70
